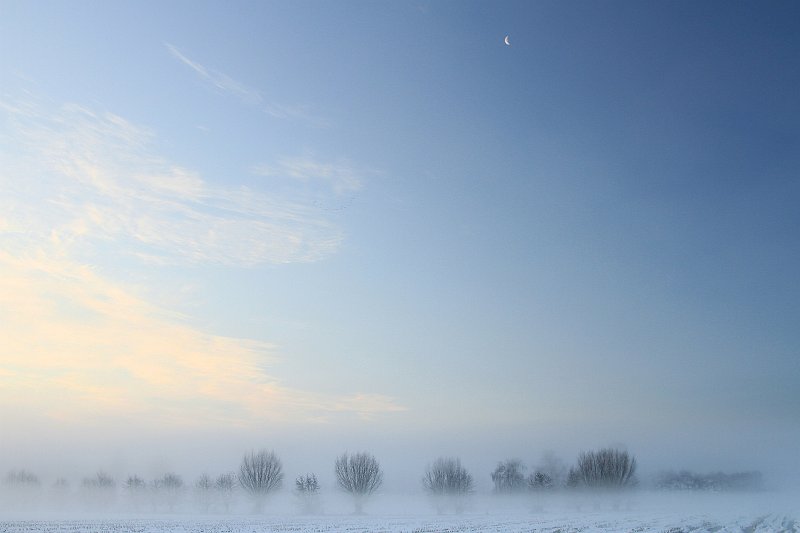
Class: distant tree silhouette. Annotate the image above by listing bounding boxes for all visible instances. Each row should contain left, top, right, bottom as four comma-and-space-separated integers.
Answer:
81, 471, 116, 509
575, 448, 637, 489
528, 471, 554, 491
491, 459, 526, 493
656, 470, 763, 491
153, 472, 184, 512
215, 473, 236, 513
294, 473, 321, 514
3, 469, 42, 510
422, 457, 474, 514
194, 473, 213, 513
4, 469, 40, 488
335, 452, 383, 514
123, 475, 146, 511
566, 467, 583, 489
535, 451, 567, 487
238, 450, 283, 512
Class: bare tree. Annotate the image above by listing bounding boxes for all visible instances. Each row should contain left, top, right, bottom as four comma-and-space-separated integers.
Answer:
491, 459, 526, 493
238, 450, 284, 512
335, 452, 383, 514
155, 473, 184, 512
575, 448, 637, 489
49, 478, 71, 510
536, 451, 567, 487
656, 470, 763, 492
123, 475, 146, 512
194, 473, 213, 514
422, 457, 474, 514
528, 471, 554, 491
3, 470, 42, 510
215, 473, 236, 514
294, 473, 321, 514
566, 466, 583, 489
81, 471, 116, 509
423, 457, 474, 496
4, 469, 41, 488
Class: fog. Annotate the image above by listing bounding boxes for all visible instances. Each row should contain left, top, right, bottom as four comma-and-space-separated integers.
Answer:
0, 478, 797, 523
1, 421, 798, 521
2, 412, 798, 491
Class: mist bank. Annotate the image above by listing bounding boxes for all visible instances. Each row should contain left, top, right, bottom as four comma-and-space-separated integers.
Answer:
0, 486, 797, 522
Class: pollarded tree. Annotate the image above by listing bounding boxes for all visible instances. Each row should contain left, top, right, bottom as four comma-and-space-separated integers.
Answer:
238, 450, 284, 512
575, 448, 637, 489
422, 457, 474, 514
491, 459, 527, 494
335, 452, 383, 514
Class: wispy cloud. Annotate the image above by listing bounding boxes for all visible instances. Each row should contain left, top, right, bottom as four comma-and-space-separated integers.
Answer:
0, 95, 401, 426
166, 43, 326, 126
1, 98, 340, 266
263, 102, 330, 128
165, 43, 262, 105
251, 155, 364, 196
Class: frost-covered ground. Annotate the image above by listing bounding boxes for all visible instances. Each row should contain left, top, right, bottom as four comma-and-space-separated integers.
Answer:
0, 492, 797, 532
0, 512, 797, 533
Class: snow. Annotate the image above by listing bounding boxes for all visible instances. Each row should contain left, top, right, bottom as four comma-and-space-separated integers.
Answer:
0, 510, 797, 533
1, 490, 797, 532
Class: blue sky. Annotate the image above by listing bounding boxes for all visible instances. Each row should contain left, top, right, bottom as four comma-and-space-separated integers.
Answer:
1, 1, 798, 483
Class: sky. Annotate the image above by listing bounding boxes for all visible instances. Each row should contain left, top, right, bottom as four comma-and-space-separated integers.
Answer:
1, 0, 799, 489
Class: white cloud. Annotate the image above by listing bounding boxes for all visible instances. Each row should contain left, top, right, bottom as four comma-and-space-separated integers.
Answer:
1, 98, 341, 266
0, 96, 403, 427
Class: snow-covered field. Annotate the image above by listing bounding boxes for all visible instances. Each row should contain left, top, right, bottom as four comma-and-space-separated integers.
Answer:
1, 492, 797, 532
0, 512, 797, 533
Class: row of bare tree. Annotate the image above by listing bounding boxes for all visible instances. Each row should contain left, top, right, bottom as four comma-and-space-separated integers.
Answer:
1, 448, 637, 514
236, 450, 382, 514
490, 448, 638, 493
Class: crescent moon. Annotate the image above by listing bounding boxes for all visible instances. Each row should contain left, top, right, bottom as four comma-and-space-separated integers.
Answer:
504, 35, 511, 46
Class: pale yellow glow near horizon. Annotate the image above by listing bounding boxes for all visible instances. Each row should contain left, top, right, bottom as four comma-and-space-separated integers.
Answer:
0, 97, 404, 430
0, 250, 404, 428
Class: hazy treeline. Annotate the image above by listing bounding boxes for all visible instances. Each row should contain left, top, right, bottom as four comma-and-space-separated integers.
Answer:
655, 470, 763, 492
0, 447, 764, 515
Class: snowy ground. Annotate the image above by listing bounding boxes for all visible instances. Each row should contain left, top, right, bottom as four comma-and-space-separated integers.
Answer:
0, 493, 797, 532
0, 510, 797, 533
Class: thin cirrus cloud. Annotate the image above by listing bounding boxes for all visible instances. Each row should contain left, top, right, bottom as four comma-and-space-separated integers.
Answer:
165, 42, 263, 105
1, 97, 341, 266
0, 95, 404, 428
166, 42, 327, 126
251, 156, 363, 196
